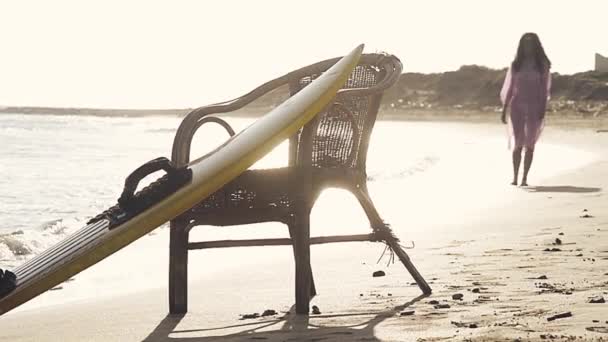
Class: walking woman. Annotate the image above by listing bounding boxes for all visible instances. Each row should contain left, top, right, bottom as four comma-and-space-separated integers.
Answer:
500, 32, 552, 186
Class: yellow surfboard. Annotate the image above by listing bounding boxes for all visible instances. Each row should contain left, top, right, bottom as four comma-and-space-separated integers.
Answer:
0, 44, 364, 316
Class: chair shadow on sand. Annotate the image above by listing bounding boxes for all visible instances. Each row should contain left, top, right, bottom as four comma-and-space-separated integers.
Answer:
143, 294, 428, 342
525, 185, 601, 193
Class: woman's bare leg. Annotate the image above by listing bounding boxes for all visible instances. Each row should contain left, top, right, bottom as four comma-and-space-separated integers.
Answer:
521, 147, 534, 186
512, 147, 523, 185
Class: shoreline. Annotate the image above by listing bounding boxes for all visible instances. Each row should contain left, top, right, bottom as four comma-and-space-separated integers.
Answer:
2, 108, 608, 131
0, 122, 606, 341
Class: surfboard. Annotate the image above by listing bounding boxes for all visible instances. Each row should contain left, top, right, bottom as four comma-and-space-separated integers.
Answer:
0, 44, 364, 316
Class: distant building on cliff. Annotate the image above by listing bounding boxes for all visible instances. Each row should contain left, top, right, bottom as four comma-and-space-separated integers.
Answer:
596, 53, 608, 72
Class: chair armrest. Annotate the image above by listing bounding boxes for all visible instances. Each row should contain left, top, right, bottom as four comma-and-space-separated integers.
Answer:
172, 76, 292, 166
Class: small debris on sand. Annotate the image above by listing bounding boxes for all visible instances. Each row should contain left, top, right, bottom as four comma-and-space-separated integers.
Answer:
540, 334, 559, 339
589, 296, 605, 304
537, 275, 548, 280
452, 293, 464, 300
580, 209, 593, 218
558, 232, 564, 236
400, 310, 415, 316
428, 300, 440, 305
240, 313, 260, 320
472, 288, 481, 293
372, 270, 386, 277
434, 304, 451, 309
312, 305, 321, 315
547, 312, 572, 321
451, 321, 478, 328
555, 238, 562, 245
536, 282, 573, 295
50, 286, 63, 291
261, 309, 277, 317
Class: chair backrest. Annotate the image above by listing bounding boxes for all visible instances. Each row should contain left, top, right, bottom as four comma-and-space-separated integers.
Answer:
288, 54, 402, 172
171, 54, 401, 172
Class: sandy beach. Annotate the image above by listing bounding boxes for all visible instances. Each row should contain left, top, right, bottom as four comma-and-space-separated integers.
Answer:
0, 120, 607, 342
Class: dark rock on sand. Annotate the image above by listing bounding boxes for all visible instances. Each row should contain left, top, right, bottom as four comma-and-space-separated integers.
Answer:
428, 300, 440, 305
434, 304, 451, 309
451, 321, 477, 328
540, 334, 559, 339
537, 275, 548, 280
472, 288, 480, 293
452, 293, 464, 300
372, 270, 386, 277
241, 313, 260, 320
580, 209, 593, 218
312, 305, 321, 315
589, 296, 605, 303
400, 310, 415, 316
547, 312, 572, 321
544, 248, 562, 252
261, 309, 277, 317
555, 238, 562, 245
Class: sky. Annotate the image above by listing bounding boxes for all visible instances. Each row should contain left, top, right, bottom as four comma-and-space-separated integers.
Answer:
1, 0, 607, 108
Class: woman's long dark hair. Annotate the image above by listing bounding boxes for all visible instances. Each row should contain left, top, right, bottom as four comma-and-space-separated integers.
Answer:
511, 32, 551, 72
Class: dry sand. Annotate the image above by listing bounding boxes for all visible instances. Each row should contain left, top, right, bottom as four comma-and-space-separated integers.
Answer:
0, 124, 607, 341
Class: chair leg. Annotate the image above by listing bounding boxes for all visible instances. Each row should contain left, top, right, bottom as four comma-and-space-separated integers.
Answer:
353, 186, 432, 295
169, 221, 189, 314
291, 213, 313, 314
384, 237, 432, 295
288, 223, 317, 299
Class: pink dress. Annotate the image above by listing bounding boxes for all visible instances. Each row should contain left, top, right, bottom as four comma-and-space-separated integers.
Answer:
500, 64, 551, 149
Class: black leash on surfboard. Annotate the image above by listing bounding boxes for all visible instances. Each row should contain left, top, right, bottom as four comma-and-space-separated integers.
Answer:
88, 157, 192, 229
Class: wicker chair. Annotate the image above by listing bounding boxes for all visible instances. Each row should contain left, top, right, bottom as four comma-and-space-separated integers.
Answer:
168, 53, 431, 315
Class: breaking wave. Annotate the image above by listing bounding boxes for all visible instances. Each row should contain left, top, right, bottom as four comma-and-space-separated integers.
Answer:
0, 218, 81, 268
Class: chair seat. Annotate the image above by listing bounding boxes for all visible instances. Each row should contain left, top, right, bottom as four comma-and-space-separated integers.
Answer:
180, 168, 295, 226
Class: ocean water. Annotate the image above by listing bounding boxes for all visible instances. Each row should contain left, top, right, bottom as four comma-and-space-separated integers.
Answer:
0, 113, 596, 311
0, 114, 448, 265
